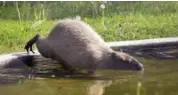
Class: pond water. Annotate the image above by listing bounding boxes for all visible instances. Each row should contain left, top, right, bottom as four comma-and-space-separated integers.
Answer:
0, 50, 178, 95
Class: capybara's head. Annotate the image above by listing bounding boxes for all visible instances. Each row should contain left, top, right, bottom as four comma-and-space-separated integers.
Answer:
105, 51, 144, 71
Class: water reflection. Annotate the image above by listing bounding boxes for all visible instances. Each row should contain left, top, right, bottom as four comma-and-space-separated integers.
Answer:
0, 65, 144, 95
88, 80, 113, 95
0, 47, 178, 95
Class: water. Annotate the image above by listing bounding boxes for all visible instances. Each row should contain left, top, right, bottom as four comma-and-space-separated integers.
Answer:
0, 51, 178, 95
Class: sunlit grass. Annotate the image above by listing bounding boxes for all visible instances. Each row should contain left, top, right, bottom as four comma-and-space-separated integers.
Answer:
1, 13, 178, 53
1, 2, 178, 53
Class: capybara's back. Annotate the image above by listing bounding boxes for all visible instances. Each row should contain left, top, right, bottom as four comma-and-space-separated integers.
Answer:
46, 19, 113, 68
42, 19, 143, 71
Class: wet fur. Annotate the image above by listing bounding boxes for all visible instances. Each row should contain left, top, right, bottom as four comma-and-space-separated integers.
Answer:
24, 35, 39, 54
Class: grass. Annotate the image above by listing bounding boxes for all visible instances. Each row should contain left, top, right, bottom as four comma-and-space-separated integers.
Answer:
0, 1, 178, 53
1, 14, 178, 53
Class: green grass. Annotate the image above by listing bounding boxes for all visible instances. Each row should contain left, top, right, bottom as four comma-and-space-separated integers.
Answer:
0, 19, 55, 53
1, 1, 178, 53
1, 13, 178, 53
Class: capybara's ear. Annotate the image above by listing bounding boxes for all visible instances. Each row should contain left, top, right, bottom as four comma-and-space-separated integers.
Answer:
111, 52, 117, 59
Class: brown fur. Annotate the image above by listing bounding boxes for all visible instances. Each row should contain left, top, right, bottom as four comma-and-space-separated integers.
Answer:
26, 19, 144, 72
